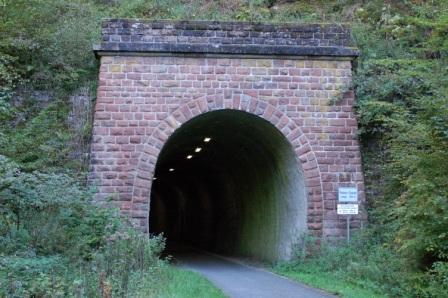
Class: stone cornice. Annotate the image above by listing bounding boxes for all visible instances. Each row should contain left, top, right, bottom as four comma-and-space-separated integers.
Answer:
95, 19, 359, 58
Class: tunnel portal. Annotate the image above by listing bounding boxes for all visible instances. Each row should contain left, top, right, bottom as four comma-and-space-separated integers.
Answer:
90, 19, 367, 249
149, 110, 306, 261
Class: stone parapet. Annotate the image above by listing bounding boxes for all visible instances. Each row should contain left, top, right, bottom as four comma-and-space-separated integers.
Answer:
95, 19, 358, 57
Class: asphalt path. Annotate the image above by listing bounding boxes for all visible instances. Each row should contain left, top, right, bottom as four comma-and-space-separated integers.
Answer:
174, 249, 335, 298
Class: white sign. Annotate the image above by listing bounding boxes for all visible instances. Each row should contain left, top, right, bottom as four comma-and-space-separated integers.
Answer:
338, 187, 357, 202
337, 204, 358, 215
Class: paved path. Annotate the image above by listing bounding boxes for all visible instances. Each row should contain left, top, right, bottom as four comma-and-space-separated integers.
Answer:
174, 249, 335, 298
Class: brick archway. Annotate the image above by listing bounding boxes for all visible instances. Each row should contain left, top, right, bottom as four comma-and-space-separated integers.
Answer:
132, 94, 323, 234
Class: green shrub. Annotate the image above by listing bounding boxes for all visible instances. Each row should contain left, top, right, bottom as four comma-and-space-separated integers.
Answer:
0, 155, 120, 257
0, 256, 68, 297
92, 231, 166, 296
0, 155, 168, 297
0, 233, 166, 297
1, 100, 77, 171
0, 0, 102, 92
279, 230, 431, 297
425, 262, 448, 297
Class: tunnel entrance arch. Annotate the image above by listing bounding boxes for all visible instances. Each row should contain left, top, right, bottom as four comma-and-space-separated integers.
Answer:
149, 109, 308, 261
132, 95, 323, 261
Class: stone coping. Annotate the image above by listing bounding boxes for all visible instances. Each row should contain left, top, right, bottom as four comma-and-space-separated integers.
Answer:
95, 19, 359, 58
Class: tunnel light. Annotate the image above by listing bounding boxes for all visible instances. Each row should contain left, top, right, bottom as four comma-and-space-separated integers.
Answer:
195, 147, 202, 153
153, 177, 157, 180
187, 155, 193, 159
204, 137, 211, 143
169, 168, 175, 172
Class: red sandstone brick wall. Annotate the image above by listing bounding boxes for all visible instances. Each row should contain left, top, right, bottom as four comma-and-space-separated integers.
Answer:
90, 55, 366, 239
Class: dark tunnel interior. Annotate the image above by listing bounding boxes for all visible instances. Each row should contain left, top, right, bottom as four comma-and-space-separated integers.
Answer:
149, 109, 307, 262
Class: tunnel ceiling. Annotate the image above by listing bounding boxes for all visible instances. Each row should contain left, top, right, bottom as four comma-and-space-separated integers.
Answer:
155, 110, 279, 176
150, 109, 307, 262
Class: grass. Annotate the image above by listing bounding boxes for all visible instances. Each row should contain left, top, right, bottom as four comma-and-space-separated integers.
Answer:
273, 268, 386, 298
136, 266, 226, 298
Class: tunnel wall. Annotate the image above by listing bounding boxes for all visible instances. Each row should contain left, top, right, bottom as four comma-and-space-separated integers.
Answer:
90, 20, 366, 243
